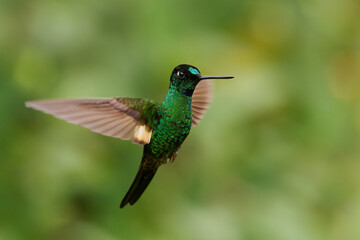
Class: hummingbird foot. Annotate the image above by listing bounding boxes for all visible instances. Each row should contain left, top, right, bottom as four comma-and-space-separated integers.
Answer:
170, 152, 178, 162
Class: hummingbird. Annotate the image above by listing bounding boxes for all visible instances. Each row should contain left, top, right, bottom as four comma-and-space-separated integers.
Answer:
25, 64, 233, 208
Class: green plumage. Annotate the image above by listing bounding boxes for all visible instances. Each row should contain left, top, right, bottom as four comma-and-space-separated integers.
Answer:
151, 89, 192, 157
120, 68, 195, 207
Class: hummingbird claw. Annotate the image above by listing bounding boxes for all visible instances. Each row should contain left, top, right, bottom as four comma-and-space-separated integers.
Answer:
170, 152, 178, 162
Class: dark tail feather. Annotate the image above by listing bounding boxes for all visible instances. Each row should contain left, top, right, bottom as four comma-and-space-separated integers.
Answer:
120, 165, 157, 208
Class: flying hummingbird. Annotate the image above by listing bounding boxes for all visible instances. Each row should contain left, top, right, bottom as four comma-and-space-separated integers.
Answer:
25, 64, 233, 208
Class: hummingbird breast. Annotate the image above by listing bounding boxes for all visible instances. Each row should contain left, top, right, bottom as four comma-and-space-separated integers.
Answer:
144, 91, 193, 165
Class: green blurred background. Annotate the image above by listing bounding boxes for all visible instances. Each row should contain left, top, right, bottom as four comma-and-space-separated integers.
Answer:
1, 0, 360, 239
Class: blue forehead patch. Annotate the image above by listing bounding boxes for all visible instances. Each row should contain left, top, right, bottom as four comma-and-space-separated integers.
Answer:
189, 67, 200, 75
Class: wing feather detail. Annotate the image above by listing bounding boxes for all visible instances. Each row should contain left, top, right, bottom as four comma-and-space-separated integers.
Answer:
191, 80, 214, 126
25, 98, 154, 145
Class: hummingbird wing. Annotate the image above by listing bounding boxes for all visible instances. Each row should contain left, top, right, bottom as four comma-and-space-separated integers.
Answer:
191, 80, 214, 126
25, 98, 160, 145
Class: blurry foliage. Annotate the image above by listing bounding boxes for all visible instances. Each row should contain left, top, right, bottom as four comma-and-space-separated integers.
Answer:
1, 0, 360, 239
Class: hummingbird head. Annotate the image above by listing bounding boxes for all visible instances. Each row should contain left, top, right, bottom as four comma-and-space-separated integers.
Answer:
170, 64, 233, 97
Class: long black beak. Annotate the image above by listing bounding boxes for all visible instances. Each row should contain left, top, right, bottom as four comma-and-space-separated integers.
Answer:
199, 75, 234, 80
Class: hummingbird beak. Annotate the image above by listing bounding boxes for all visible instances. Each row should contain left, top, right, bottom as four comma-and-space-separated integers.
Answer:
198, 75, 234, 80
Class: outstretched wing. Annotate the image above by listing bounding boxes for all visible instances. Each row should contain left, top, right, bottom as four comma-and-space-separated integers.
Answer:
25, 98, 159, 145
192, 80, 214, 126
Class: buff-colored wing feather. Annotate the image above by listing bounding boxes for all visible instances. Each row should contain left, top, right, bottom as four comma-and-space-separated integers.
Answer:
192, 80, 214, 126
25, 98, 152, 145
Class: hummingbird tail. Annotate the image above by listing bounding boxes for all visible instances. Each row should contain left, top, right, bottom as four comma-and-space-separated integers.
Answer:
120, 165, 157, 208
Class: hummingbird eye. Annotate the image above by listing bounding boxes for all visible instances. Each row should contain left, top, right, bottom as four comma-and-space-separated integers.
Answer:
177, 71, 185, 79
